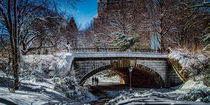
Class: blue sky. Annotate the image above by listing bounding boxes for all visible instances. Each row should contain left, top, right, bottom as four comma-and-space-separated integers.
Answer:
69, 0, 97, 30
66, 0, 210, 30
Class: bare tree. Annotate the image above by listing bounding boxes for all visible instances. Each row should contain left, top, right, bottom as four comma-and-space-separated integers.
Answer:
65, 17, 79, 48
173, 0, 209, 51
145, 0, 178, 52
20, 17, 67, 55
0, 0, 79, 90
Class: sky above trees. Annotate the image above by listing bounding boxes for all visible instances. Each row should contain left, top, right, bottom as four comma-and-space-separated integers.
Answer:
69, 0, 97, 30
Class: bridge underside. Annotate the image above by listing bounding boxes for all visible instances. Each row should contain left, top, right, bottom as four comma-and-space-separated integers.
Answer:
79, 65, 165, 88
111, 67, 164, 88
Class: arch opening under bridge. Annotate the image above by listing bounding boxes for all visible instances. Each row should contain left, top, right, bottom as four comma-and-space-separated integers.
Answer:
79, 64, 164, 88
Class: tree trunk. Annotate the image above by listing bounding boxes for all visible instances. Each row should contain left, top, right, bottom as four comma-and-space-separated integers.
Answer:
159, 16, 165, 53
13, 0, 19, 90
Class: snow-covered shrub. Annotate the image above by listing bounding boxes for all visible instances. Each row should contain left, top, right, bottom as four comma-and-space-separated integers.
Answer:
20, 53, 71, 82
169, 49, 210, 83
54, 76, 97, 102
113, 32, 140, 51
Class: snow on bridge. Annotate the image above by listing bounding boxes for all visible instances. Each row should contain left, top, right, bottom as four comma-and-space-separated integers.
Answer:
71, 52, 168, 59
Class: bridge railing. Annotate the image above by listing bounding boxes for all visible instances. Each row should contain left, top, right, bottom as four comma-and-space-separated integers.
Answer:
70, 48, 169, 53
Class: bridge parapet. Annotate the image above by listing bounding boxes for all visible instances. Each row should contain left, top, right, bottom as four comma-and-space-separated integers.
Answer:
70, 48, 169, 54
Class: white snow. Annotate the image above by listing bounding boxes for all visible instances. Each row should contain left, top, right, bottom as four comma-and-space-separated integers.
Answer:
0, 79, 74, 105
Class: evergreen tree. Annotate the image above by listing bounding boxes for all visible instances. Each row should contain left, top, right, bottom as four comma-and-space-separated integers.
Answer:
113, 32, 140, 51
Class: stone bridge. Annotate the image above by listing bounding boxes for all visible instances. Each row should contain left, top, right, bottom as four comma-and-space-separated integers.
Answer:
66, 50, 183, 88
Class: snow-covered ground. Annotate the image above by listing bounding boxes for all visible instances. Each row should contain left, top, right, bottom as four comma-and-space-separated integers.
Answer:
0, 79, 74, 105
0, 53, 97, 105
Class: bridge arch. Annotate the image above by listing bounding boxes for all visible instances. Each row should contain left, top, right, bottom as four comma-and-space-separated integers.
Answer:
79, 64, 165, 88
79, 65, 113, 85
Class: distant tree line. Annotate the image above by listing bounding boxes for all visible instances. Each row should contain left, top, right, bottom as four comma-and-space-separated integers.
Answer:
85, 0, 209, 53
